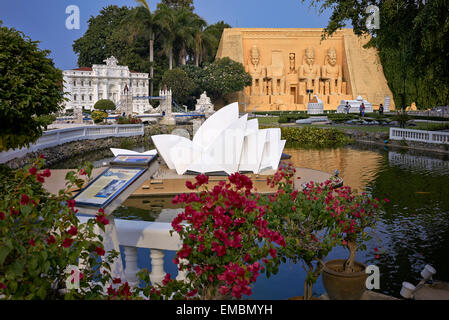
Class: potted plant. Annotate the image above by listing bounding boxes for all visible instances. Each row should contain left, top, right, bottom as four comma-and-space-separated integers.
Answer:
263, 163, 343, 300
321, 187, 386, 300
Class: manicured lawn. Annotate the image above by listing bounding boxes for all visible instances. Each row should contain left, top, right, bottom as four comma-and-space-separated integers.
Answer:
253, 116, 280, 126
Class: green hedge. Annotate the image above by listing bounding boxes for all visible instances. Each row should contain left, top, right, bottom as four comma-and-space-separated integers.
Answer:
278, 114, 310, 123
280, 127, 353, 148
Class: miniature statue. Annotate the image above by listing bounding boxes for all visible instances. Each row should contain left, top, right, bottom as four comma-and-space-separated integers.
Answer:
246, 45, 266, 96
299, 47, 320, 94
321, 47, 342, 95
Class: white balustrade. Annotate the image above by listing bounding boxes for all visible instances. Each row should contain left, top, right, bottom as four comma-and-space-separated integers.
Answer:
150, 249, 166, 286
77, 216, 184, 288
390, 128, 449, 145
0, 124, 144, 164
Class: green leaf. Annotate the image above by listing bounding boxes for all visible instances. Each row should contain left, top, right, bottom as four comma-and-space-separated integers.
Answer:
0, 246, 11, 265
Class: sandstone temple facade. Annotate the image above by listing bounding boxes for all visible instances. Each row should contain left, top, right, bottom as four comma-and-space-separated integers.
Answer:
216, 28, 395, 112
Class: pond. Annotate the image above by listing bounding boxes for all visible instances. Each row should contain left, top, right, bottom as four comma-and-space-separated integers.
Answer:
52, 143, 449, 299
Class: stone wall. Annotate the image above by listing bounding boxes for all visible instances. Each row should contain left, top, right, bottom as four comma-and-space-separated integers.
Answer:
5, 124, 194, 169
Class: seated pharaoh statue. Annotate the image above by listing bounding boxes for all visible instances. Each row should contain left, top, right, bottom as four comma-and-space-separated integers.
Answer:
266, 50, 285, 95
321, 47, 342, 95
299, 47, 320, 95
246, 45, 266, 96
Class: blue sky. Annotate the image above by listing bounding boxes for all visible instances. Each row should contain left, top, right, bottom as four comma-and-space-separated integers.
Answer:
0, 0, 335, 70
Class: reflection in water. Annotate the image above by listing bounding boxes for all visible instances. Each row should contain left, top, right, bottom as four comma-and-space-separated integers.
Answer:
284, 146, 383, 192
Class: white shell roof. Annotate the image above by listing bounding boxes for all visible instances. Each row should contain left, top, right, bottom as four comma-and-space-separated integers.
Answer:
150, 102, 286, 175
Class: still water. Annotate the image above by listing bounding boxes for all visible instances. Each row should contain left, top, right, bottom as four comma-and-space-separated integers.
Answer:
54, 143, 449, 299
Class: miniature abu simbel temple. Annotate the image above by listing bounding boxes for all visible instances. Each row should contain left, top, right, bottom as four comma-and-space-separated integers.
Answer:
216, 28, 395, 112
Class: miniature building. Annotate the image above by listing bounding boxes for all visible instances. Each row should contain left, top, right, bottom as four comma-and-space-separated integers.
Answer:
62, 56, 151, 114
216, 28, 395, 112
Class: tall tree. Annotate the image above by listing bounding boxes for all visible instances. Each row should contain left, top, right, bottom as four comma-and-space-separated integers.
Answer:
203, 21, 232, 63
153, 3, 176, 70
134, 0, 155, 97
172, 7, 197, 66
191, 15, 210, 66
161, 0, 194, 11
73, 6, 131, 67
0, 23, 64, 151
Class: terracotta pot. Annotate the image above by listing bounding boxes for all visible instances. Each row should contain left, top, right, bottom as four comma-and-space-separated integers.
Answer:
322, 259, 367, 300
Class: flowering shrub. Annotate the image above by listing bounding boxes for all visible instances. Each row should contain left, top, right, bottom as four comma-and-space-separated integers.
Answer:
91, 110, 108, 123
0, 157, 118, 299
170, 173, 286, 299
263, 163, 385, 299
263, 163, 344, 299
117, 116, 142, 125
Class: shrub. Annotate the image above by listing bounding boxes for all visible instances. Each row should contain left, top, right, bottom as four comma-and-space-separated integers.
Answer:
161, 68, 197, 106
392, 111, 410, 128
94, 99, 116, 111
0, 23, 64, 151
117, 116, 142, 125
169, 173, 285, 299
0, 158, 118, 299
327, 113, 358, 123
280, 127, 353, 147
91, 110, 108, 123
278, 114, 310, 123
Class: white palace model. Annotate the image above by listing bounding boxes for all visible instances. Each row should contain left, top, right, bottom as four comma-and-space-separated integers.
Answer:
151, 103, 286, 175
62, 56, 151, 113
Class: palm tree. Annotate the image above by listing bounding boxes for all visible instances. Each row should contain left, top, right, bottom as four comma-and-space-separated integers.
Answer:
172, 7, 196, 66
191, 15, 212, 66
134, 0, 155, 96
153, 4, 176, 70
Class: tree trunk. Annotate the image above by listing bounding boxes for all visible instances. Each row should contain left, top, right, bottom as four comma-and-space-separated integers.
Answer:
344, 240, 358, 272
303, 263, 315, 300
169, 47, 173, 70
149, 31, 154, 97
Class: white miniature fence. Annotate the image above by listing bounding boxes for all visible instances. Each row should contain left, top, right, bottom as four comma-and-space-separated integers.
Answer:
389, 128, 449, 145
0, 124, 144, 164
77, 216, 185, 287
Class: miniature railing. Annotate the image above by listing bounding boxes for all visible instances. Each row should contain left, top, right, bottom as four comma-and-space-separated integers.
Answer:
0, 124, 144, 164
77, 216, 185, 287
389, 128, 449, 144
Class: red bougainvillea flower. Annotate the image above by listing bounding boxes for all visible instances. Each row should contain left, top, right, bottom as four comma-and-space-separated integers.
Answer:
28, 167, 37, 175
20, 194, 30, 205
67, 199, 76, 208
67, 226, 78, 236
79, 168, 87, 176
47, 235, 56, 245
185, 180, 196, 190
96, 214, 109, 226
375, 254, 380, 259
42, 168, 51, 178
0, 211, 5, 220
95, 246, 105, 256
28, 238, 36, 247
39, 154, 45, 159
384, 198, 390, 203
62, 238, 74, 248
112, 278, 122, 284
36, 174, 45, 183
162, 273, 171, 286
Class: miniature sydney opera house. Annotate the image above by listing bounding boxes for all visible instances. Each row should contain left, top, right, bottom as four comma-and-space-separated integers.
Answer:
149, 103, 286, 175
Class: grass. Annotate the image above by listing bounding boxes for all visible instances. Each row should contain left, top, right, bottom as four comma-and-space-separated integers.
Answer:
253, 116, 280, 126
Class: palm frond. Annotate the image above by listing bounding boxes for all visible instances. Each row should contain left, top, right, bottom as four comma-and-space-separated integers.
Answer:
134, 0, 150, 12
